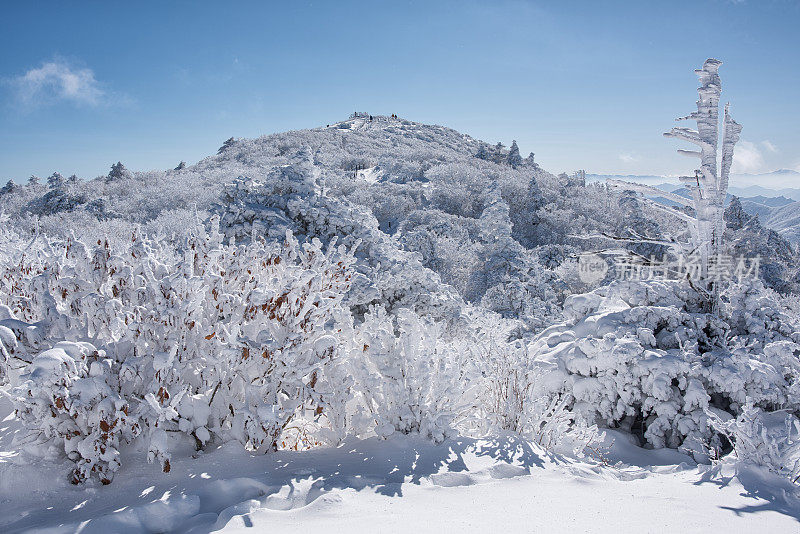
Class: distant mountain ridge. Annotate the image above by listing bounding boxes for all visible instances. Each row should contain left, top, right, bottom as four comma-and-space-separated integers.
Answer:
587, 170, 800, 198
588, 171, 800, 242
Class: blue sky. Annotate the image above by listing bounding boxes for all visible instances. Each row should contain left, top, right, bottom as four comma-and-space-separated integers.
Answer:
1, 1, 798, 184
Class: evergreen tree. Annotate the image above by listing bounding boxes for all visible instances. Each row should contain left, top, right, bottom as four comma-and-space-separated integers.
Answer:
492, 142, 505, 164
0, 180, 15, 195
475, 143, 490, 160
47, 172, 65, 188
107, 162, 131, 181
218, 137, 236, 154
528, 175, 543, 211
724, 196, 750, 231
507, 140, 522, 168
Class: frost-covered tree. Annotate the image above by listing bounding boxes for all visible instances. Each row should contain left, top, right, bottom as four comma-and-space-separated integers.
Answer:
604, 59, 742, 310
492, 142, 506, 164
466, 185, 562, 329
527, 175, 543, 208
107, 162, 132, 182
47, 172, 65, 189
479, 184, 514, 243
0, 180, 15, 195
26, 175, 89, 216
507, 140, 522, 168
664, 59, 742, 294
570, 170, 586, 187
218, 147, 464, 324
475, 143, 490, 160
218, 137, 236, 154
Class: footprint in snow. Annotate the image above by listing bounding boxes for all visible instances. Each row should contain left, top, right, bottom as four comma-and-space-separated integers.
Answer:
429, 472, 476, 487
488, 464, 529, 479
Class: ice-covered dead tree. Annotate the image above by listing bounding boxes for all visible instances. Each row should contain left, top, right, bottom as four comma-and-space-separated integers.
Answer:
605, 59, 742, 309
664, 59, 742, 287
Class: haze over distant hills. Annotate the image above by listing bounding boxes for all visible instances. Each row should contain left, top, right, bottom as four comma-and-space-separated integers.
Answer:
587, 169, 800, 197
587, 170, 800, 243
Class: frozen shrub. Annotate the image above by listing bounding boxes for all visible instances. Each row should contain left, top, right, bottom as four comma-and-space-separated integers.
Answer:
481, 339, 535, 434
7, 220, 358, 482
473, 322, 594, 452
531, 278, 800, 453
13, 342, 136, 484
708, 404, 800, 483
348, 307, 472, 443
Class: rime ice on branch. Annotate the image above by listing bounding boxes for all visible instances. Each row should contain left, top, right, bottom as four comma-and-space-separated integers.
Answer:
601, 59, 742, 307
664, 58, 742, 283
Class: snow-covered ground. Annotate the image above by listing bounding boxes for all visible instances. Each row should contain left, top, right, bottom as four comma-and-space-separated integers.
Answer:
1, 395, 797, 533
356, 166, 381, 184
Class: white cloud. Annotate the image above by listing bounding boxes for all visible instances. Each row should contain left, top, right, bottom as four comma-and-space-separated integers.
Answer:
618, 153, 639, 164
10, 59, 104, 107
731, 140, 767, 174
761, 140, 778, 153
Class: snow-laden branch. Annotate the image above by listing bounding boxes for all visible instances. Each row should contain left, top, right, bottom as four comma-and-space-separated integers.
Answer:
606, 179, 694, 208
569, 230, 686, 250
664, 126, 706, 147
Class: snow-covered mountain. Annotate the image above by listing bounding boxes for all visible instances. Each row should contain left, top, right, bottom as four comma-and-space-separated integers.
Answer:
767, 201, 800, 243
731, 169, 800, 191
4, 116, 796, 312
2, 115, 800, 532
0, 116, 657, 327
589, 170, 800, 196
589, 172, 800, 241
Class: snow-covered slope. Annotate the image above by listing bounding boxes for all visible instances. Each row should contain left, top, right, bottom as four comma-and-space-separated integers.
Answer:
0, 114, 675, 329
767, 201, 800, 243
4, 114, 797, 311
